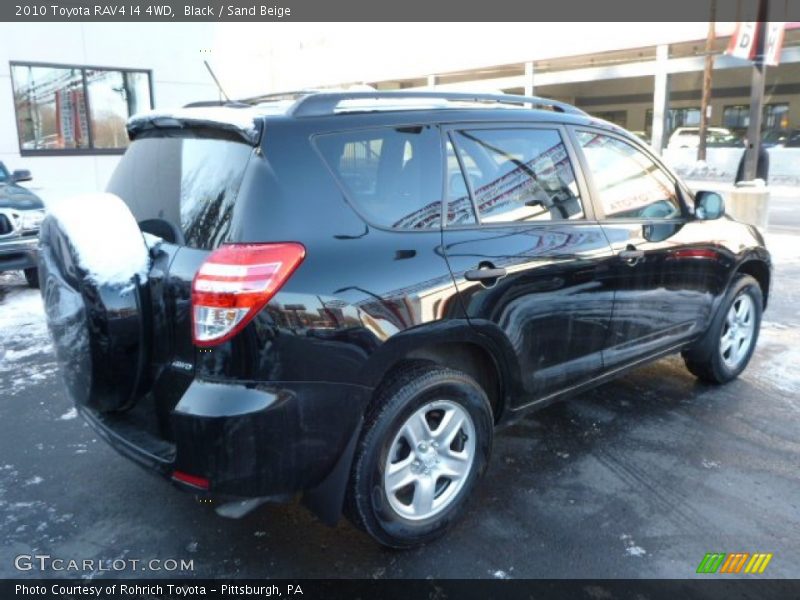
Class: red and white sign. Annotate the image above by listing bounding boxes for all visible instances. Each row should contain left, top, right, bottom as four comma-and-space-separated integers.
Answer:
726, 22, 786, 65
763, 22, 786, 66
727, 22, 758, 60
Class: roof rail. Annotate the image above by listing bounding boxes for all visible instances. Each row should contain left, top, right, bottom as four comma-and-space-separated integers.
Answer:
287, 91, 586, 117
241, 90, 319, 105
183, 100, 252, 108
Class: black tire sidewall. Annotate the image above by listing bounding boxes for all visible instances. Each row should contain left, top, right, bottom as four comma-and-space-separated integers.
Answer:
712, 279, 763, 380
691, 275, 764, 383
353, 369, 493, 548
24, 267, 39, 289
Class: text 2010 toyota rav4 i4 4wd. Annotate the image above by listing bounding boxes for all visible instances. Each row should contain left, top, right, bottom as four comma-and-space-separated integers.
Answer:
39, 92, 771, 548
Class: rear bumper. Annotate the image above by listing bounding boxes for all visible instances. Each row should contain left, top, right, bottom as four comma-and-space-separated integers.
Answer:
0, 235, 38, 271
79, 379, 371, 500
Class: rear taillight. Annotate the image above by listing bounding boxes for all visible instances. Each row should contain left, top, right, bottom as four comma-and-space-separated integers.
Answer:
191, 243, 305, 346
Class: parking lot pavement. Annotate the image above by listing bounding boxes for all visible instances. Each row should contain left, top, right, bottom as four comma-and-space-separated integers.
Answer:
1, 234, 798, 580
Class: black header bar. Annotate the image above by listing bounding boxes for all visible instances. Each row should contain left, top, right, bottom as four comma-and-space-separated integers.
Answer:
3, 0, 800, 22
3, 578, 800, 600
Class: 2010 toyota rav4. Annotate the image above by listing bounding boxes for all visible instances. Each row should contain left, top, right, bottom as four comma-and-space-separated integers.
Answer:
39, 91, 771, 548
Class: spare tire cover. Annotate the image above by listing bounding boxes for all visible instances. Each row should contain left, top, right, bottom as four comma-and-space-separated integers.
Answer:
39, 193, 152, 413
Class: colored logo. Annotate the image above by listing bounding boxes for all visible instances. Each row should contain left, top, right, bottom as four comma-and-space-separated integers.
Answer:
697, 553, 773, 574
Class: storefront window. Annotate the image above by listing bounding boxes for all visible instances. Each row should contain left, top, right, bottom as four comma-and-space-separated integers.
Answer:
11, 62, 152, 153
723, 103, 790, 133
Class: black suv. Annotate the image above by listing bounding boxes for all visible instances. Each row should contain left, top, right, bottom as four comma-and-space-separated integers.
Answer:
0, 162, 44, 287
39, 92, 771, 547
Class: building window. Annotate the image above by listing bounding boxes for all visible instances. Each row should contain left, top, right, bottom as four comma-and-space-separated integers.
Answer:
764, 103, 789, 130
591, 110, 628, 128
10, 62, 152, 154
645, 107, 701, 138
722, 105, 750, 130
723, 103, 790, 133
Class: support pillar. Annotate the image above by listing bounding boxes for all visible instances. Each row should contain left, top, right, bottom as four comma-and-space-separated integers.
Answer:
650, 44, 670, 154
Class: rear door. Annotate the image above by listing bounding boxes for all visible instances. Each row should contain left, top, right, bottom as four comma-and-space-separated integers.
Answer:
441, 124, 616, 407
570, 128, 718, 369
106, 132, 255, 434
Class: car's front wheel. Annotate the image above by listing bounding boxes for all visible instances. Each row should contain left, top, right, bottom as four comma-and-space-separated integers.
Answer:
683, 274, 763, 384
345, 364, 493, 548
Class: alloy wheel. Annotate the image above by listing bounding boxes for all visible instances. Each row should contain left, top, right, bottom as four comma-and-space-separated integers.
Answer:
383, 400, 476, 521
720, 293, 756, 370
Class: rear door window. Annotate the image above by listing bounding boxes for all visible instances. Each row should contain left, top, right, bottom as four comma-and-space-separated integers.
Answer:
106, 134, 253, 249
315, 125, 443, 230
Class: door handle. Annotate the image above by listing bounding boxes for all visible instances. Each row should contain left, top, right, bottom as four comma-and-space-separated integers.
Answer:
618, 248, 645, 265
464, 266, 507, 282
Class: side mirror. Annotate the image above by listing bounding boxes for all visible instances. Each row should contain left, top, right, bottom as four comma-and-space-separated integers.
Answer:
695, 191, 725, 220
11, 169, 32, 183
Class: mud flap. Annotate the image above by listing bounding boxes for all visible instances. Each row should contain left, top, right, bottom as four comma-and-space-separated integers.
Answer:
303, 415, 363, 526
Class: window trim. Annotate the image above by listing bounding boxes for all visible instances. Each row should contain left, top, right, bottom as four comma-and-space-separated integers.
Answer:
440, 122, 596, 230
9, 60, 154, 156
310, 123, 445, 233
568, 125, 690, 223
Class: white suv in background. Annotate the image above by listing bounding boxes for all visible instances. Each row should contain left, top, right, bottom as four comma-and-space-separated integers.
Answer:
667, 126, 737, 150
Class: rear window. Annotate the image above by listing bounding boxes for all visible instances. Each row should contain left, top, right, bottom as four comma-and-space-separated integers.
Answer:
106, 134, 253, 249
315, 126, 442, 230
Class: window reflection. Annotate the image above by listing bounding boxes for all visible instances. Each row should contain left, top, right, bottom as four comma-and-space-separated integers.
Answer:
11, 63, 152, 152
576, 131, 681, 220
180, 139, 253, 248
86, 70, 151, 149
451, 128, 584, 223
12, 65, 88, 150
445, 139, 476, 226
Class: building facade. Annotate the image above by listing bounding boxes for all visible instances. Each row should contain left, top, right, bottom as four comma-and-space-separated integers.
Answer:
3, 22, 799, 202
0, 23, 218, 201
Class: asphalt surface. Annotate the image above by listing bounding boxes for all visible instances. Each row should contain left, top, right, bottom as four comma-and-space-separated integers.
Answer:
0, 231, 798, 580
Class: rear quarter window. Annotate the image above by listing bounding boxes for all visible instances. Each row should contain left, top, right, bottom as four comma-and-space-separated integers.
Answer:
106, 134, 253, 249
314, 125, 443, 230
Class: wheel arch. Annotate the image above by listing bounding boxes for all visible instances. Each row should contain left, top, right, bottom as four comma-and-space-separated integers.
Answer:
733, 256, 771, 309
358, 320, 519, 424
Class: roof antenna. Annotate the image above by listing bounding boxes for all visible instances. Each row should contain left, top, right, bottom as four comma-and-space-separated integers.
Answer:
204, 60, 231, 104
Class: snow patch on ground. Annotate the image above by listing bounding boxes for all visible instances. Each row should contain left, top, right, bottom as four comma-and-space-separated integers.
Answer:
0, 272, 58, 396
0, 275, 50, 355
491, 569, 511, 579
44, 192, 149, 288
58, 408, 78, 421
620, 533, 647, 557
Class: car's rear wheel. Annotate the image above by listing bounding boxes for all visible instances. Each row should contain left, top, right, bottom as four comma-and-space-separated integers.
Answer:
24, 267, 39, 289
345, 364, 493, 548
683, 274, 763, 384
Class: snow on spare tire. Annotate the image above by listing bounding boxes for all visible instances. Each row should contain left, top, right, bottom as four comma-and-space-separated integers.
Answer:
40, 193, 151, 414
45, 192, 150, 288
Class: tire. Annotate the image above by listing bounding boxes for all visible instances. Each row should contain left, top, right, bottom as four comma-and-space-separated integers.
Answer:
24, 268, 39, 289
682, 274, 763, 384
345, 364, 493, 548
